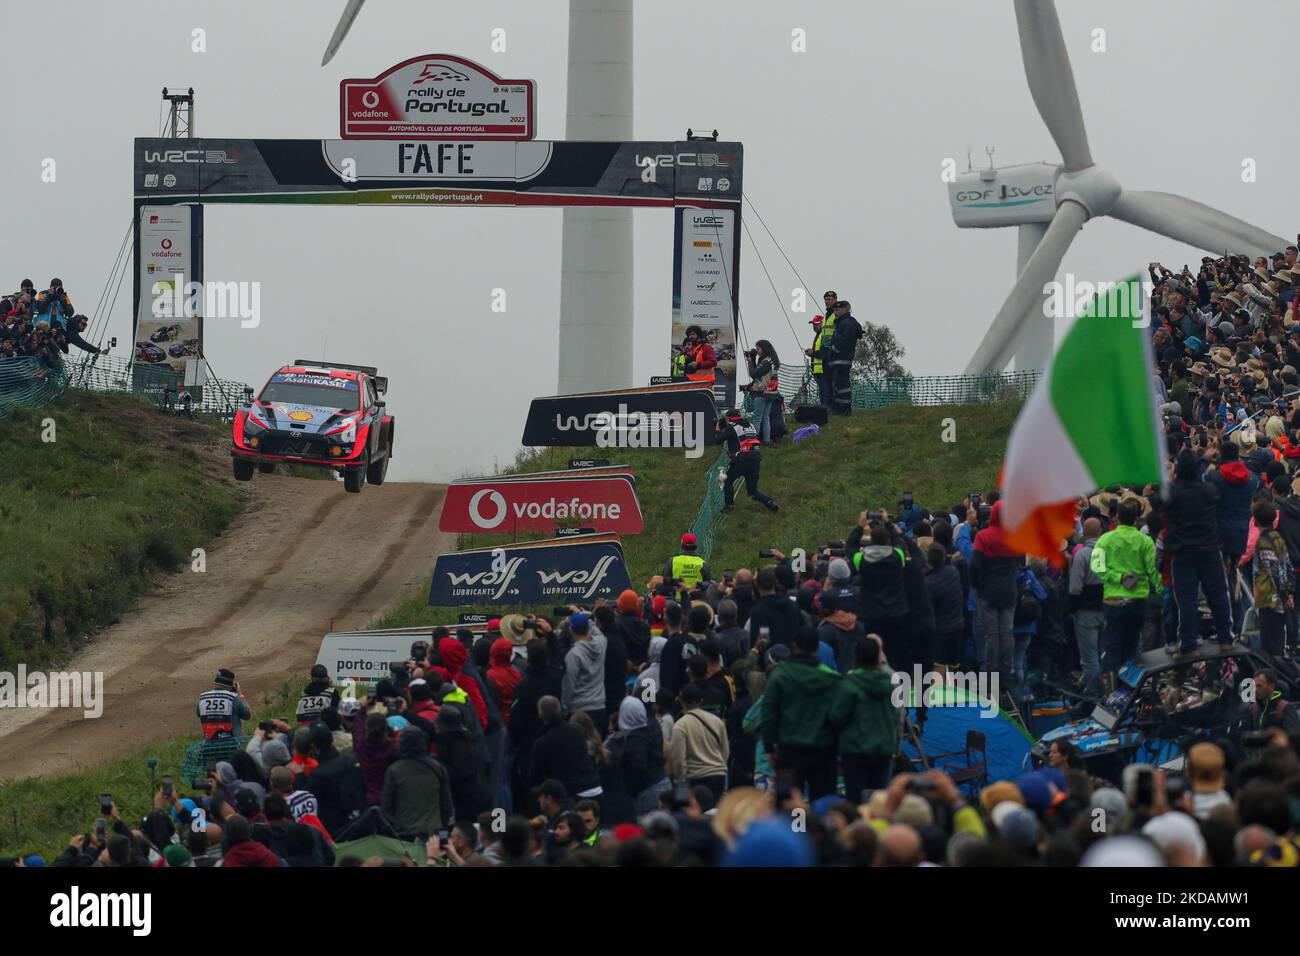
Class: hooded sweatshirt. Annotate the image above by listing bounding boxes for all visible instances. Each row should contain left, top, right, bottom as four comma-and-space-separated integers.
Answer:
828, 668, 899, 757
437, 638, 489, 730
970, 502, 1024, 609
381, 727, 455, 839
1210, 460, 1259, 556
857, 544, 908, 622
817, 610, 865, 673
486, 638, 522, 716
561, 627, 608, 715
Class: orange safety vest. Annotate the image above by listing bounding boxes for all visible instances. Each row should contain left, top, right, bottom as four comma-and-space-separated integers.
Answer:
685, 342, 715, 383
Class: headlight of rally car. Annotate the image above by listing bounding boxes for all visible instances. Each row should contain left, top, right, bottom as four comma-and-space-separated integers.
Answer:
324, 415, 359, 445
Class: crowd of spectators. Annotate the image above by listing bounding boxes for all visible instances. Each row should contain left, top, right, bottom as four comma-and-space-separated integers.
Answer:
19, 249, 1300, 869
0, 277, 106, 371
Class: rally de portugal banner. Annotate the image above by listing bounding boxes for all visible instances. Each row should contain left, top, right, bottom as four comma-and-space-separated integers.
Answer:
439, 474, 644, 534
428, 534, 632, 606
521, 382, 718, 447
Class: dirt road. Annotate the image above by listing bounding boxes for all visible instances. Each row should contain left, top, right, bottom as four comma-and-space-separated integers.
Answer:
0, 473, 452, 780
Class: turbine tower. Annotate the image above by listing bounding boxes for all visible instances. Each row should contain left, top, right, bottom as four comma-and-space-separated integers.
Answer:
557, 0, 634, 395
952, 0, 1288, 374
323, 0, 635, 396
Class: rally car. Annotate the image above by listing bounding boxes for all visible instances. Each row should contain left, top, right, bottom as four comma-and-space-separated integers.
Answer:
168, 338, 200, 358
231, 360, 395, 493
150, 324, 182, 342
1032, 645, 1295, 781
135, 342, 166, 363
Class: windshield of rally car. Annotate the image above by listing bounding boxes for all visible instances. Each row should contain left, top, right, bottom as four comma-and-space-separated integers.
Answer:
259, 376, 360, 411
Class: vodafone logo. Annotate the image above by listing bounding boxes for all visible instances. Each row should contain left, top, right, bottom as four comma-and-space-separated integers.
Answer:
160, 238, 172, 250
469, 489, 507, 529
362, 90, 380, 109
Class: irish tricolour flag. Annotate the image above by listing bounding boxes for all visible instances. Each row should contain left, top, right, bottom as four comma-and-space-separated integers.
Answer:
1001, 274, 1165, 559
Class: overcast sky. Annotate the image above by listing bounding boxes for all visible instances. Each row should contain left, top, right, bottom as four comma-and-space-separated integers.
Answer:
3, 0, 1296, 480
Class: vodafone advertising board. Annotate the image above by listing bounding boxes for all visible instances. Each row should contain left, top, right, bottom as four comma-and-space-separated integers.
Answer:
340, 53, 535, 141
439, 475, 643, 534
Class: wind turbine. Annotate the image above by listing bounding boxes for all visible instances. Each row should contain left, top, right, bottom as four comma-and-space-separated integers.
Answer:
320, 0, 635, 395
961, 0, 1287, 373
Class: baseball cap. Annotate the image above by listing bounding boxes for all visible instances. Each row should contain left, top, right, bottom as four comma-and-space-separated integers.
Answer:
568, 611, 590, 633
680, 683, 704, 705
834, 300, 850, 310
214, 668, 236, 687
681, 533, 698, 548
486, 617, 501, 633
809, 314, 824, 324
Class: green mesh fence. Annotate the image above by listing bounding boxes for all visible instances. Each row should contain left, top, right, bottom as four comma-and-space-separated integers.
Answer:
0, 357, 70, 417
1, 351, 250, 421
180, 735, 246, 782
694, 364, 1043, 560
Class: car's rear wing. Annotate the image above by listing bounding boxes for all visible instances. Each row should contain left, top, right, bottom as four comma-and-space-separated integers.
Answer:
293, 359, 379, 377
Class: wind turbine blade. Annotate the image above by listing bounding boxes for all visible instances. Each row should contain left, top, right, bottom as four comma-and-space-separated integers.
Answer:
1109, 190, 1288, 259
1015, 0, 1092, 170
966, 200, 1088, 373
321, 0, 366, 66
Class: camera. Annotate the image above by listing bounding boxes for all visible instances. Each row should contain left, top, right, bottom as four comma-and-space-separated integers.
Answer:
99, 793, 112, 815
554, 605, 578, 617
970, 492, 982, 507
868, 510, 884, 522
409, 641, 428, 662
758, 549, 777, 558
161, 775, 173, 797
191, 777, 211, 793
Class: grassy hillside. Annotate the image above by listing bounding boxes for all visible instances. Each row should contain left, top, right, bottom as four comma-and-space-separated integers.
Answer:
0, 391, 244, 670
376, 399, 1020, 627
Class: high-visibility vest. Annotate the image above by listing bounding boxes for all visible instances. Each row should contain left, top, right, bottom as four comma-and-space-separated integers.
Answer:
671, 553, 706, 587
685, 343, 715, 383
811, 327, 825, 374
672, 351, 687, 376
819, 313, 838, 366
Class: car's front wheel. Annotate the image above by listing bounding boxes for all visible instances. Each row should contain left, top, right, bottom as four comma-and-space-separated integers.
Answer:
233, 459, 255, 482
343, 464, 365, 494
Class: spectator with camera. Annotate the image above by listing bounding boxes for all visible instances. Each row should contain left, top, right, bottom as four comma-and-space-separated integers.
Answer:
744, 339, 781, 444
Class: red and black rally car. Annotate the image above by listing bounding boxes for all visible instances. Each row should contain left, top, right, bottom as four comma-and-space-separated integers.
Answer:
232, 360, 394, 493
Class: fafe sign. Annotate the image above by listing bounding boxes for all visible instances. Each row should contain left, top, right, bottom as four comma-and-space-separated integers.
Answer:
340, 53, 535, 141
428, 534, 632, 606
439, 475, 644, 535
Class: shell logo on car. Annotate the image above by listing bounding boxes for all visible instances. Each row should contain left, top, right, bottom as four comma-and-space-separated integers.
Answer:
288, 410, 314, 422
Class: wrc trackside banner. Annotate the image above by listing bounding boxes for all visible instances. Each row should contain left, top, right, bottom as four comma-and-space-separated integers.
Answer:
428, 534, 632, 606
439, 475, 644, 534
133, 138, 742, 208
317, 625, 489, 685
521, 382, 719, 447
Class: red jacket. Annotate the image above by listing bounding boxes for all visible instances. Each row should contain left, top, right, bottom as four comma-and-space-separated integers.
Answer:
221, 840, 280, 867
486, 638, 523, 715
438, 638, 489, 729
